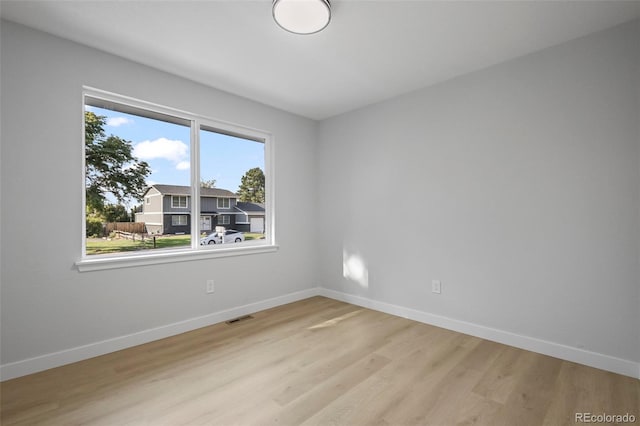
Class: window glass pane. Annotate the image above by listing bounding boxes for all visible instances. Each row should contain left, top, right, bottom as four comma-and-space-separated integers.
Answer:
199, 126, 266, 247
217, 198, 230, 209
171, 196, 188, 208
84, 101, 191, 255
171, 215, 188, 226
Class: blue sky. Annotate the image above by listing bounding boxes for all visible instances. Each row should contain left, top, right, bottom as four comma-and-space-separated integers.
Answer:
87, 106, 264, 195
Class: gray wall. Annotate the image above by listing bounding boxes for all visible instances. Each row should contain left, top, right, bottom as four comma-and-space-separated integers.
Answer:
0, 21, 318, 365
317, 20, 639, 364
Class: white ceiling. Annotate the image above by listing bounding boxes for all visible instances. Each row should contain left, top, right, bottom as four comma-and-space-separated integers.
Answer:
2, 1, 639, 120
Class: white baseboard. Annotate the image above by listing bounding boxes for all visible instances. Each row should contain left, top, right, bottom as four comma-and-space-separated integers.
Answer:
0, 287, 320, 381
3, 286, 637, 381
318, 288, 639, 379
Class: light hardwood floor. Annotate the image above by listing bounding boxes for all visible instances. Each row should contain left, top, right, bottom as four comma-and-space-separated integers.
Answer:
1, 296, 638, 425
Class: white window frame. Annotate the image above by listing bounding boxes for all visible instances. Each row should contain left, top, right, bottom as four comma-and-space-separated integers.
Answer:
217, 198, 230, 209
218, 215, 231, 225
171, 195, 188, 209
77, 87, 277, 272
171, 215, 188, 226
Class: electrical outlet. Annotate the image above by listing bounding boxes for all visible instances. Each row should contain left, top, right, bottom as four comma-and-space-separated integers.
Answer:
206, 279, 215, 294
431, 280, 441, 294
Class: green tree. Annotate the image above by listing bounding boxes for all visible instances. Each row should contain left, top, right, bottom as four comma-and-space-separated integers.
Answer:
85, 206, 105, 237
201, 178, 217, 188
85, 111, 151, 213
237, 167, 265, 203
103, 204, 131, 222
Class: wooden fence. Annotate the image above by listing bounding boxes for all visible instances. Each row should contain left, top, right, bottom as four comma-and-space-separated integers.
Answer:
106, 222, 146, 234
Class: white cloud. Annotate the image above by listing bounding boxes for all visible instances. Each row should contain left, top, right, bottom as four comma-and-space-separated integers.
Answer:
133, 138, 189, 163
176, 161, 190, 171
106, 117, 133, 127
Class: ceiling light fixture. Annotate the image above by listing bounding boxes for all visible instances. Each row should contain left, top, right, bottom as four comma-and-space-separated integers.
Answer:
273, 0, 331, 35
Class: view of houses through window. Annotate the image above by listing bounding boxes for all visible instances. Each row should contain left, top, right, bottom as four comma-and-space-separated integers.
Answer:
84, 92, 268, 257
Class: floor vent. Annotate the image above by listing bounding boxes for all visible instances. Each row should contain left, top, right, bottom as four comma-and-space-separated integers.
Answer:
225, 315, 254, 325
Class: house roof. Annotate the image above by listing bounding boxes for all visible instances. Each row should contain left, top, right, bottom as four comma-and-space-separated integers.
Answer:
235, 202, 265, 213
147, 184, 236, 198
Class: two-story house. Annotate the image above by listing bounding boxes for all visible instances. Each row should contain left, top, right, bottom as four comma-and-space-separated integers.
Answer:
135, 184, 264, 235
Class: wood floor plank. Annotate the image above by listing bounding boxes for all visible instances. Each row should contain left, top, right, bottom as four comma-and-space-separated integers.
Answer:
300, 373, 393, 426
542, 361, 640, 426
490, 351, 563, 426
270, 353, 392, 426
272, 311, 408, 407
453, 393, 503, 426
369, 335, 484, 425
470, 345, 526, 405
301, 341, 464, 426
1, 296, 638, 426
414, 340, 508, 425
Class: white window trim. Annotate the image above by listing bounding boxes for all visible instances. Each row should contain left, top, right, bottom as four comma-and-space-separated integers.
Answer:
219, 215, 231, 225
217, 198, 231, 209
79, 87, 277, 271
77, 245, 278, 272
171, 195, 188, 209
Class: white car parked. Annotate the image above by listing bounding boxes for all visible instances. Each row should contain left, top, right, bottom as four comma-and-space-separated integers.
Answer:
200, 229, 245, 245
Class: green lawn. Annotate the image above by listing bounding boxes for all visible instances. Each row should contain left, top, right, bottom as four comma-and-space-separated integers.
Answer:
243, 233, 264, 241
86, 233, 264, 255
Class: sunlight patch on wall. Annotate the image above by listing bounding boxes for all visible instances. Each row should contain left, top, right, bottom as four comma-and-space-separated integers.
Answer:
343, 249, 369, 288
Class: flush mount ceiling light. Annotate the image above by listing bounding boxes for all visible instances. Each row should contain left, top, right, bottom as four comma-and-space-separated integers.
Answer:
273, 0, 331, 35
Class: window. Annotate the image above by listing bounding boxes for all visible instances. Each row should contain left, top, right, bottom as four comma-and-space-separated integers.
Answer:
172, 196, 188, 209
79, 87, 275, 271
172, 215, 188, 226
217, 198, 230, 209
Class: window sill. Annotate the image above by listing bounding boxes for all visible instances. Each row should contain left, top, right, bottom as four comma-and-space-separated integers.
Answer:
76, 244, 279, 272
